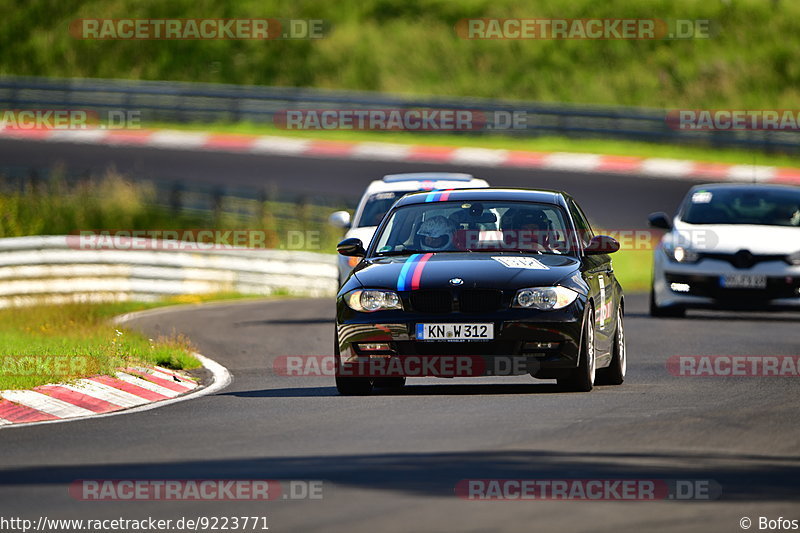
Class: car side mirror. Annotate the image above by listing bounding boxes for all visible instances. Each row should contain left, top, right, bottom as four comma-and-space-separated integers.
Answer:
648, 212, 672, 230
329, 210, 352, 229
585, 235, 620, 255
337, 238, 366, 257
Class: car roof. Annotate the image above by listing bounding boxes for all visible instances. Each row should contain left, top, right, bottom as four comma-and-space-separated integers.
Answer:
688, 183, 800, 194
382, 172, 475, 183
394, 187, 569, 207
364, 173, 489, 194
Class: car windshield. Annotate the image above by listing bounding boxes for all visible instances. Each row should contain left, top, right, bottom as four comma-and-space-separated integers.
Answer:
372, 200, 574, 255
680, 188, 800, 226
355, 192, 404, 227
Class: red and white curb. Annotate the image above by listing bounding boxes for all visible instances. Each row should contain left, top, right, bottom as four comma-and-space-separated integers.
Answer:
0, 366, 197, 425
1, 127, 798, 184
0, 353, 231, 429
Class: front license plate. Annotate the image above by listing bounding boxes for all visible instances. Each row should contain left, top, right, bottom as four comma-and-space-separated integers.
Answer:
720, 274, 767, 289
416, 323, 494, 341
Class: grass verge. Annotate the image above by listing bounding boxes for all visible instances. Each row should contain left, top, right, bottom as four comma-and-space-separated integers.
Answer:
0, 292, 268, 390
0, 171, 347, 252
611, 250, 652, 294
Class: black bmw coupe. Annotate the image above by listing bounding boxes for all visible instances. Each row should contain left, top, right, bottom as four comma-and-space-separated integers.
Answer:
334, 188, 626, 394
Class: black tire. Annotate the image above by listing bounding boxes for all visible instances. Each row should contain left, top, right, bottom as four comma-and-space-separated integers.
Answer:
649, 285, 686, 318
596, 307, 626, 386
334, 329, 374, 395
558, 308, 596, 392
374, 377, 406, 389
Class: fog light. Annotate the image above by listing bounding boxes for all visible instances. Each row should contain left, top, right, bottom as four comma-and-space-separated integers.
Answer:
357, 343, 391, 352
670, 282, 691, 293
523, 341, 559, 351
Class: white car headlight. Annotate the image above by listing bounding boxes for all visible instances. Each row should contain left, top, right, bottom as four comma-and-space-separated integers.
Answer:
664, 242, 700, 263
788, 251, 800, 266
513, 286, 579, 310
346, 289, 402, 312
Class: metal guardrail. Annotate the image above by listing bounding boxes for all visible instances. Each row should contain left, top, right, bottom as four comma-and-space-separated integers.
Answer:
0, 76, 798, 153
0, 236, 338, 308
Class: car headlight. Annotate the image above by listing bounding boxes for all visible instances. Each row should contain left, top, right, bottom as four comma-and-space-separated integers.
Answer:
513, 286, 579, 310
664, 243, 700, 263
787, 251, 800, 266
346, 289, 402, 312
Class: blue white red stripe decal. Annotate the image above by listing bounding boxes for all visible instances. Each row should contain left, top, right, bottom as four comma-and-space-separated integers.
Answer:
424, 189, 453, 202
397, 254, 421, 291
396, 253, 434, 291
411, 253, 434, 290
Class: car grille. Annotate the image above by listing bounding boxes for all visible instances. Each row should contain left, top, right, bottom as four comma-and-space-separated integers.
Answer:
700, 251, 786, 269
410, 290, 452, 314
460, 289, 503, 313
408, 289, 505, 313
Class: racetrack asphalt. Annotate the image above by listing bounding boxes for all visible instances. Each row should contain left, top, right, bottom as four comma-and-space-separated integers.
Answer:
1, 294, 798, 532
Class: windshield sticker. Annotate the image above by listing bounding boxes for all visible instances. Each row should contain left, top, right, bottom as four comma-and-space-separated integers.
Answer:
692, 191, 713, 203
491, 256, 548, 270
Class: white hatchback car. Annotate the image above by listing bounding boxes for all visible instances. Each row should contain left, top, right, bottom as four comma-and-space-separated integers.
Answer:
329, 172, 489, 285
648, 183, 800, 317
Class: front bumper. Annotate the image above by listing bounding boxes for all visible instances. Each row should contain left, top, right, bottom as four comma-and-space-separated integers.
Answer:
335, 299, 586, 379
653, 249, 800, 310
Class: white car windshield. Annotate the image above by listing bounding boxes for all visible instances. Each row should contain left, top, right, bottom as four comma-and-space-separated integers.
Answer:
372, 200, 574, 255
680, 188, 800, 227
355, 192, 403, 227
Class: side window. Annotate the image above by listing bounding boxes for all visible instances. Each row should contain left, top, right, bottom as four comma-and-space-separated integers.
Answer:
568, 200, 594, 249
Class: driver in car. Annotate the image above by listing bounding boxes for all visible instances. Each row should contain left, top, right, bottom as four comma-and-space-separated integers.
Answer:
501, 210, 552, 251
416, 216, 457, 251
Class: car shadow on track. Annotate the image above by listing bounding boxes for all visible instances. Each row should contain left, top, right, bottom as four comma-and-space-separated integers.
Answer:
3, 450, 799, 502
219, 382, 612, 398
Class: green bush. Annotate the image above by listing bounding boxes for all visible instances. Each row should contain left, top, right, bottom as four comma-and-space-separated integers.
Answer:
2, 0, 798, 108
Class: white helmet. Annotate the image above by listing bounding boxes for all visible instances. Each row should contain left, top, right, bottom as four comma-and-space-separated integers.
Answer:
417, 216, 457, 251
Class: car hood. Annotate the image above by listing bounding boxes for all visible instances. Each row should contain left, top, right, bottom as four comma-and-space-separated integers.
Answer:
352, 253, 580, 291
670, 220, 800, 254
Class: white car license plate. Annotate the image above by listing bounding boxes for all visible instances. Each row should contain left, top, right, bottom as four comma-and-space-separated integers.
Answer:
416, 323, 494, 341
720, 274, 767, 289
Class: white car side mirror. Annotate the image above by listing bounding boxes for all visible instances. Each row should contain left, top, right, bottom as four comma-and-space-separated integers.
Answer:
328, 211, 352, 229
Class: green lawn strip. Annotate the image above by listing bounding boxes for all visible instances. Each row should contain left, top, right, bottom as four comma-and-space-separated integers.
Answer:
149, 121, 800, 169
0, 292, 271, 390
